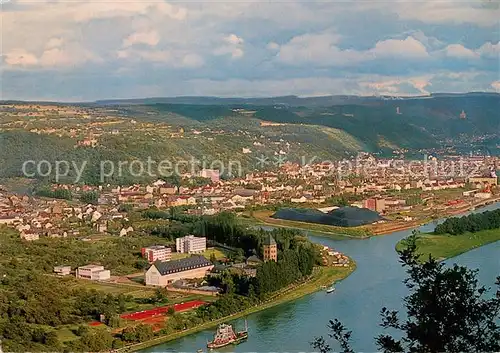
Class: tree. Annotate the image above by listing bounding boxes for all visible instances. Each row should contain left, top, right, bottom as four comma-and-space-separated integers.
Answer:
80, 328, 114, 352
80, 191, 99, 205
312, 231, 500, 353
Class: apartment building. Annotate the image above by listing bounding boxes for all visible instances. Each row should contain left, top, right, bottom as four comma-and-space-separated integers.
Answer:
142, 245, 172, 263
176, 235, 207, 254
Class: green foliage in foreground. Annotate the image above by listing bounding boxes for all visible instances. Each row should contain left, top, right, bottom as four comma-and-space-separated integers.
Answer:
313, 231, 500, 353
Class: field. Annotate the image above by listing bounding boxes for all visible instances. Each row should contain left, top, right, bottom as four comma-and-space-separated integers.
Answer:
171, 247, 230, 261
396, 229, 500, 261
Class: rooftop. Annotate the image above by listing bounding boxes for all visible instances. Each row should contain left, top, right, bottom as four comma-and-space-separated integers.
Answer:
153, 255, 213, 275
263, 234, 276, 246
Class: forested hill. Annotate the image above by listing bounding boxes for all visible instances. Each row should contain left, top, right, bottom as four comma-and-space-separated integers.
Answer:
1, 93, 499, 184
112, 92, 500, 151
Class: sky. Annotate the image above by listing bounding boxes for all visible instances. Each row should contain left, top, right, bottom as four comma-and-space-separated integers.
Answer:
1, 0, 500, 101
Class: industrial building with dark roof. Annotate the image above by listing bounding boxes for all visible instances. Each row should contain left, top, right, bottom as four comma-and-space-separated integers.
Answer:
272, 206, 382, 227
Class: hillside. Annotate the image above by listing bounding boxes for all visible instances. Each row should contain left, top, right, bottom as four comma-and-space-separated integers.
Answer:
1, 93, 499, 184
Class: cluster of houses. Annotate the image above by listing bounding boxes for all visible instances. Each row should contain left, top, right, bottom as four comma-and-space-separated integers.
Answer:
0, 154, 498, 243
321, 246, 350, 267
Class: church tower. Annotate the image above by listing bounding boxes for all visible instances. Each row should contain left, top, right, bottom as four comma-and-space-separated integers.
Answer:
263, 234, 277, 262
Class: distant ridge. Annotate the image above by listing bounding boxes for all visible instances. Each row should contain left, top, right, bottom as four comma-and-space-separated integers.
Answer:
93, 92, 499, 107
2, 92, 498, 107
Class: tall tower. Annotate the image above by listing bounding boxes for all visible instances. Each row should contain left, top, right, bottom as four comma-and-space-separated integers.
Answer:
263, 234, 277, 262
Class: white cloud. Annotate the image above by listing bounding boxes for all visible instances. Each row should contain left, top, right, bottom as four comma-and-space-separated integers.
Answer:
407, 30, 444, 49
391, 1, 499, 27
360, 76, 432, 95
39, 47, 99, 67
117, 49, 171, 62
492, 81, 500, 92
174, 74, 439, 97
224, 34, 244, 45
444, 44, 479, 59
181, 53, 205, 68
369, 36, 429, 59
267, 42, 280, 51
45, 38, 64, 50
5, 39, 101, 69
278, 33, 428, 66
123, 30, 160, 48
477, 42, 500, 58
214, 34, 245, 59
277, 31, 362, 66
116, 48, 204, 68
4, 49, 39, 67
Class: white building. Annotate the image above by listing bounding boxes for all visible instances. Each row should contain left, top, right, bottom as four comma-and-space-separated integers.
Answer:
20, 230, 39, 241
145, 256, 214, 286
76, 265, 111, 281
176, 235, 207, 254
142, 245, 172, 262
54, 265, 71, 276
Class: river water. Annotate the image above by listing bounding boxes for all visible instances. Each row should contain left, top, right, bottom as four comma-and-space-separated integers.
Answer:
142, 204, 500, 352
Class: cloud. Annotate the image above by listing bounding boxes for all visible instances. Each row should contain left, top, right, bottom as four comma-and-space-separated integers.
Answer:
267, 42, 280, 51
440, 41, 499, 60
391, 1, 499, 27
369, 36, 429, 59
181, 53, 205, 68
46, 38, 64, 50
2, 0, 499, 99
277, 31, 362, 66
4, 49, 39, 67
117, 49, 171, 62
477, 41, 500, 58
214, 34, 245, 59
360, 76, 432, 95
70, 1, 187, 23
277, 34, 428, 66
116, 48, 204, 68
407, 30, 444, 49
224, 34, 244, 45
492, 81, 500, 92
444, 44, 479, 59
123, 30, 160, 48
4, 39, 101, 69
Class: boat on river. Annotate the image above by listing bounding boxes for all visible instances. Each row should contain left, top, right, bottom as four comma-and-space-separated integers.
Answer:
326, 282, 336, 293
207, 321, 248, 349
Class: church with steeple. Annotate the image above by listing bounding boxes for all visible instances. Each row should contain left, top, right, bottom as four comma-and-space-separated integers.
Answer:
263, 234, 277, 262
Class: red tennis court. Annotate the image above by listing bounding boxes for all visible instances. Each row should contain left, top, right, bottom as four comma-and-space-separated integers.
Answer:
120, 300, 206, 321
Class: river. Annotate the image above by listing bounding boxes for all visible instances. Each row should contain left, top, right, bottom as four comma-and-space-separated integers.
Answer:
142, 203, 500, 352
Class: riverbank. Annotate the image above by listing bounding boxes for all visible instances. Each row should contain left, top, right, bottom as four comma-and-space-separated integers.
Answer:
244, 197, 500, 239
396, 229, 500, 261
120, 263, 356, 352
